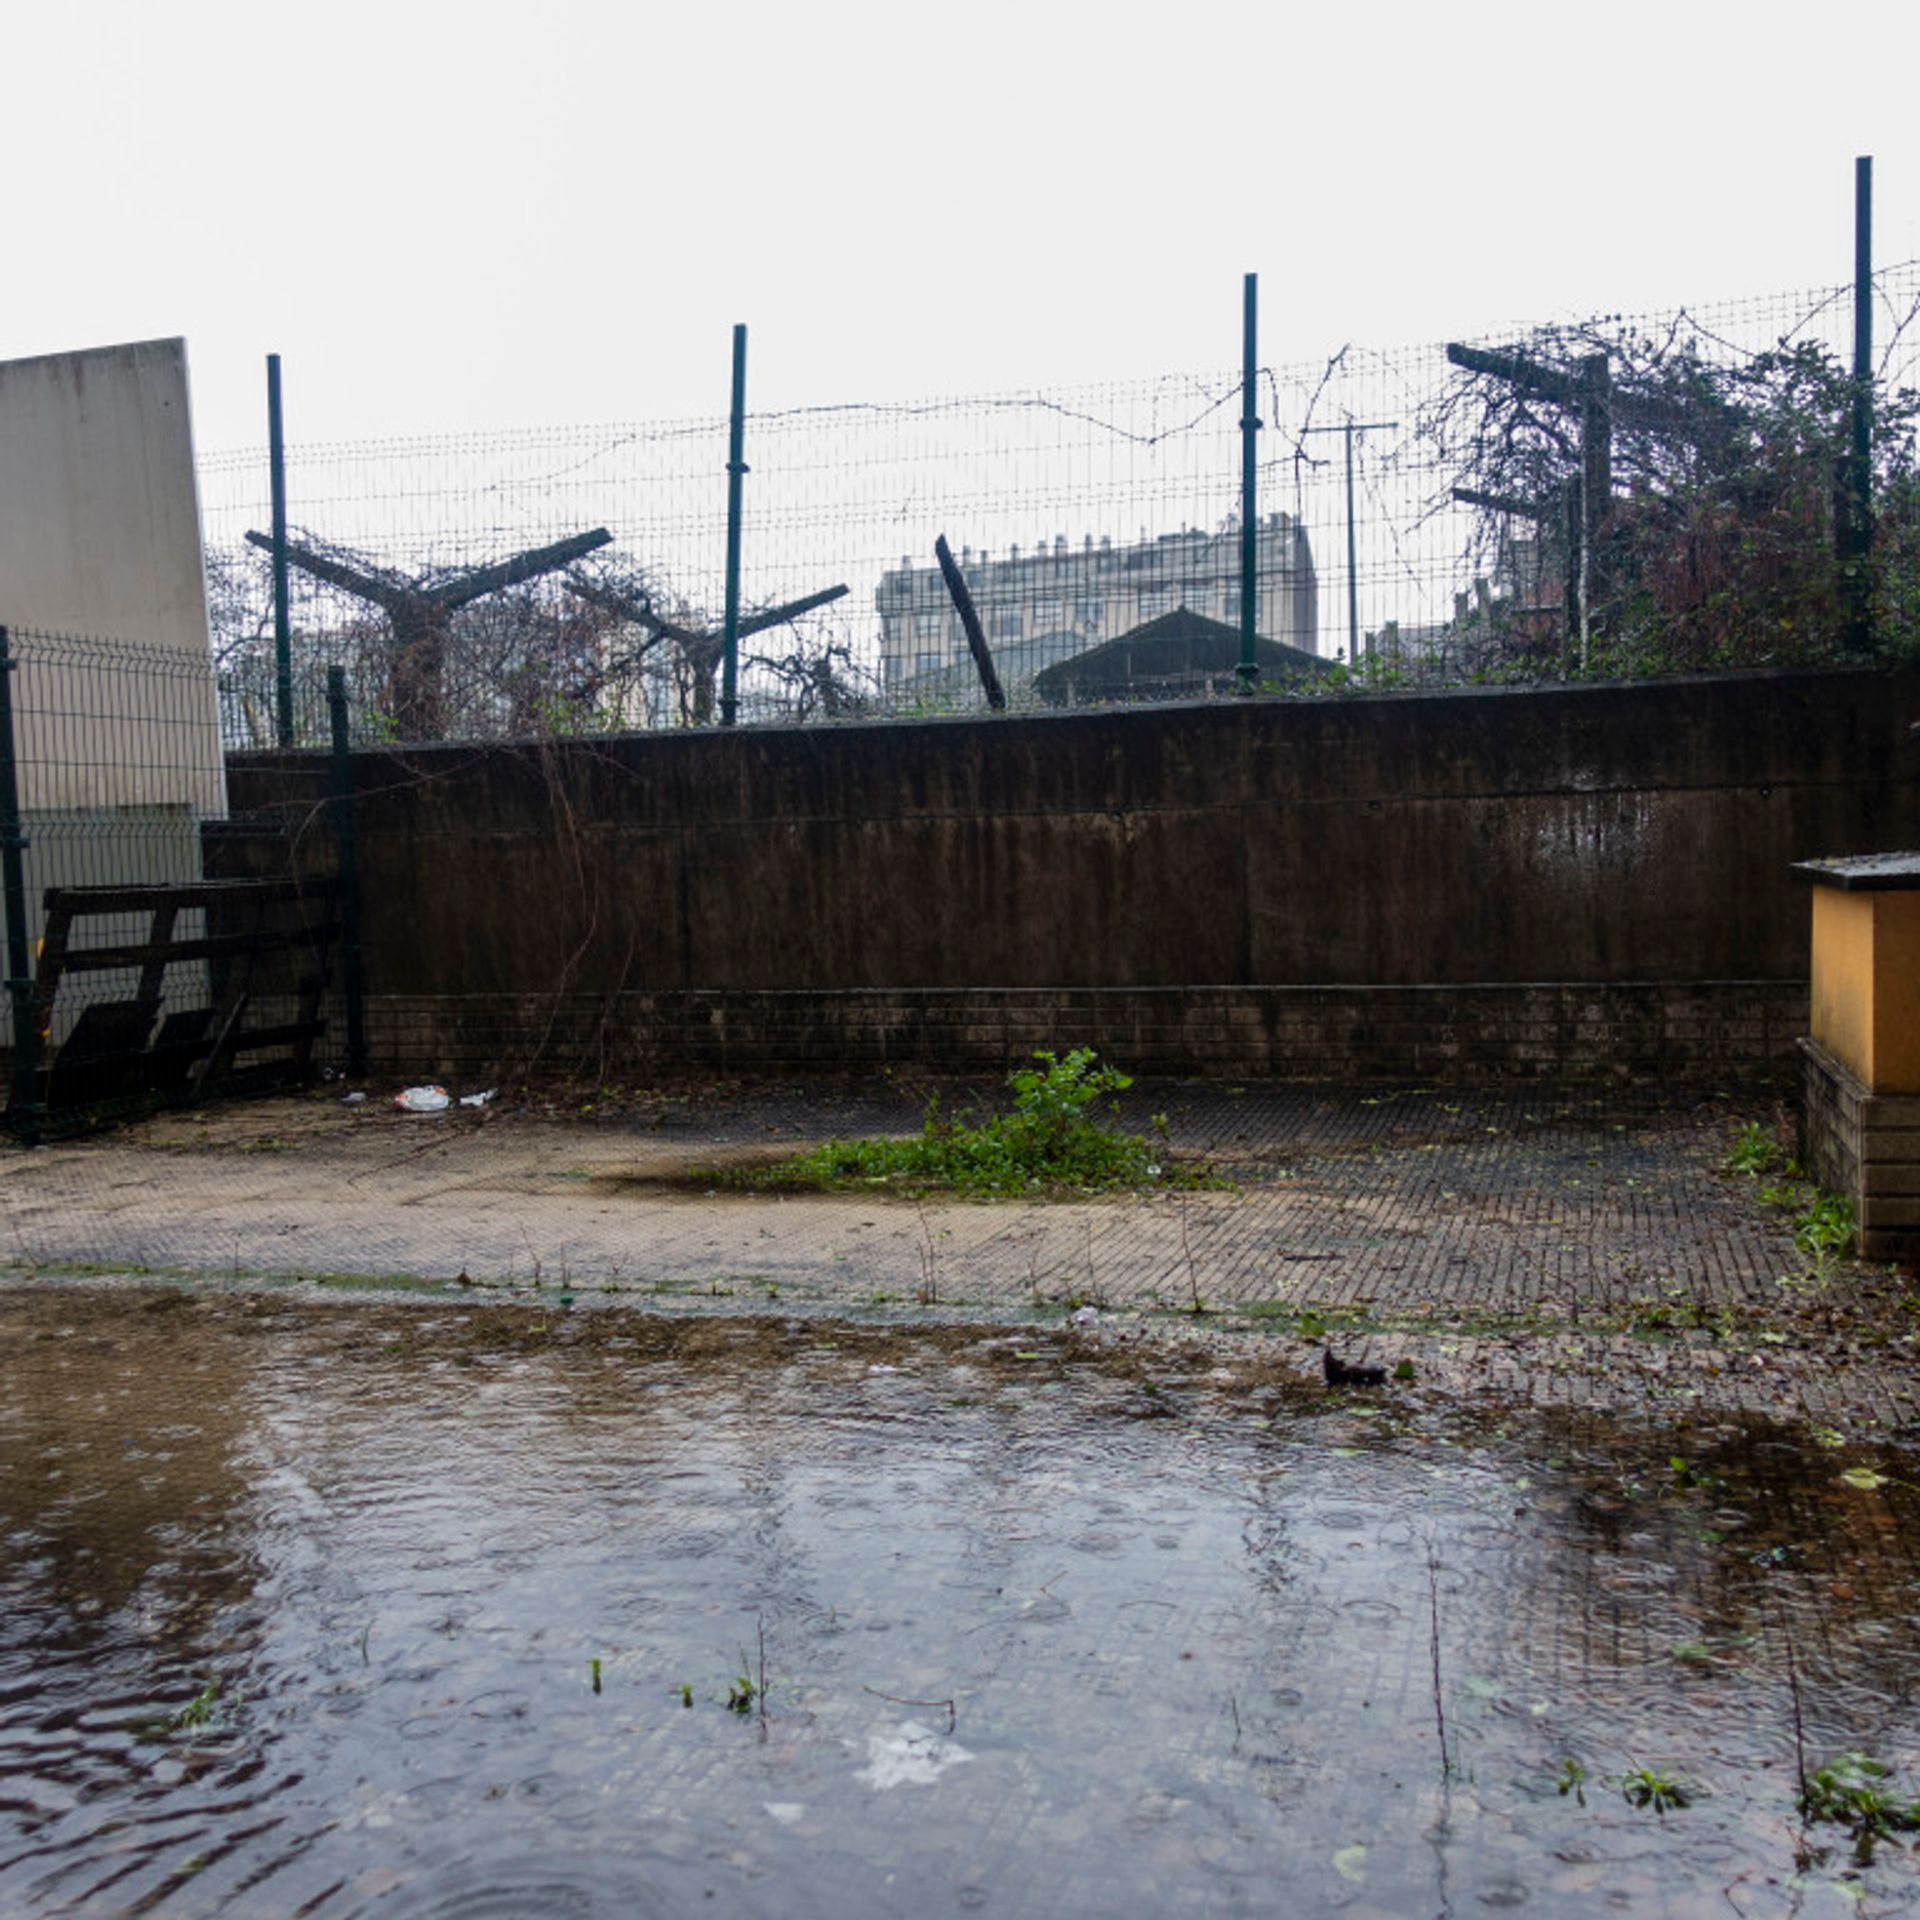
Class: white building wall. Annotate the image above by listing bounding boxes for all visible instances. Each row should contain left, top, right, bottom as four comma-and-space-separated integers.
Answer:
0, 338, 225, 1044
875, 514, 1318, 692
0, 337, 223, 814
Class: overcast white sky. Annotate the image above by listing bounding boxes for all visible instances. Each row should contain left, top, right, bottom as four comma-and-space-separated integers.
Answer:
6, 1, 1917, 457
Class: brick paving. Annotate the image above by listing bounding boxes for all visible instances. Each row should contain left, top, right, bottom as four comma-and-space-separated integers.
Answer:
2, 1078, 1913, 1426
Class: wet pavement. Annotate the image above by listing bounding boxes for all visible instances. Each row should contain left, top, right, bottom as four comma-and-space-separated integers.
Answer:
5, 1294, 1920, 1918
0, 1080, 1914, 1426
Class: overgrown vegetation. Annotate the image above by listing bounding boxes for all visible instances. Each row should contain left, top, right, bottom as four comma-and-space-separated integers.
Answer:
210, 536, 872, 747
1426, 320, 1920, 679
717, 1049, 1213, 1198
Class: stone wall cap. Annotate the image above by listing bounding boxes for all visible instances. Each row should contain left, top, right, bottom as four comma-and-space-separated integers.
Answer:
1792, 852, 1920, 891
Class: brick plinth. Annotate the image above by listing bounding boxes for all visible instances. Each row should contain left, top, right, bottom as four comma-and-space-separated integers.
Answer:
1799, 1035, 1920, 1264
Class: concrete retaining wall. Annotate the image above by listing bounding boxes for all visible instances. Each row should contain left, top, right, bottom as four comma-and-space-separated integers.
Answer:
225, 665, 1920, 1082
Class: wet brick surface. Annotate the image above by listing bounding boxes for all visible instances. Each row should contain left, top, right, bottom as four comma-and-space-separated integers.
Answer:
1, 1079, 1911, 1428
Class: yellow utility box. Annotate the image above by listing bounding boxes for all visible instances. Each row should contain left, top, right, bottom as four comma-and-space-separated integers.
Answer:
1796, 853, 1920, 1265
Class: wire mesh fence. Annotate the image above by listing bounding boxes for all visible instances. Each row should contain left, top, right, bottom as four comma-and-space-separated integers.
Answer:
0, 626, 344, 1137
8, 272, 1918, 1129
196, 265, 1920, 747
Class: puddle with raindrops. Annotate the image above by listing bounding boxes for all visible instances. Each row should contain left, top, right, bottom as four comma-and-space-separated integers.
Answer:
4, 1285, 1919, 1917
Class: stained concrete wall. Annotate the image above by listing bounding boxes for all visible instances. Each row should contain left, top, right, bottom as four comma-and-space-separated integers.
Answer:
0, 337, 223, 817
0, 339, 227, 1046
0, 338, 211, 643
225, 665, 1920, 1079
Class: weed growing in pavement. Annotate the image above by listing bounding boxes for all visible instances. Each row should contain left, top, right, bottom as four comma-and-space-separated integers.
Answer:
714, 1050, 1221, 1198
170, 1678, 222, 1732
1621, 1764, 1693, 1813
1623, 1293, 1727, 1336
1556, 1758, 1588, 1805
914, 1200, 942, 1305
1666, 1456, 1723, 1494
1800, 1752, 1920, 1863
728, 1623, 770, 1723
1175, 1191, 1206, 1314
1795, 1192, 1856, 1270
1725, 1121, 1782, 1176
1726, 1123, 1857, 1283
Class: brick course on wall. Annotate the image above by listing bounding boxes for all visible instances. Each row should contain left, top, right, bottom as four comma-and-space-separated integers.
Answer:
363, 981, 1809, 1084
224, 665, 1920, 1084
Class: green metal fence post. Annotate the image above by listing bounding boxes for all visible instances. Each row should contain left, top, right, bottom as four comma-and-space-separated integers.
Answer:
0, 628, 43, 1143
1237, 274, 1261, 693
268, 354, 294, 747
327, 667, 368, 1079
721, 323, 749, 727
1847, 154, 1874, 654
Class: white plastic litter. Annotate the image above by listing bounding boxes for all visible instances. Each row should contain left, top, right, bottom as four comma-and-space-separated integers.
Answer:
458, 1089, 497, 1108
857, 1720, 974, 1791
342, 1091, 367, 1106
393, 1085, 450, 1114
1070, 1305, 1100, 1327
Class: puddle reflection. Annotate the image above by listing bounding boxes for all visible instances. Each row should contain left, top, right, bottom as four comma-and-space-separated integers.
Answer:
2, 1290, 1917, 1917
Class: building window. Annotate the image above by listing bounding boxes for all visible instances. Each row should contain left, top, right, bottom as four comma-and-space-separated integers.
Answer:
1183, 583, 1213, 614
1138, 588, 1171, 619
1031, 600, 1062, 632
915, 652, 942, 677
1075, 598, 1104, 629
913, 610, 942, 640
993, 606, 1023, 640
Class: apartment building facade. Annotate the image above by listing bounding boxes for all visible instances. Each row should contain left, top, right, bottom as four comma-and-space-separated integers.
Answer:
876, 513, 1317, 694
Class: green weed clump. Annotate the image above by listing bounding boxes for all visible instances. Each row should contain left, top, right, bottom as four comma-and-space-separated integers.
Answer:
1723, 1123, 1857, 1279
1800, 1752, 1920, 1863
1621, 1764, 1692, 1814
1724, 1121, 1781, 1177
1794, 1191, 1856, 1267
725, 1049, 1207, 1198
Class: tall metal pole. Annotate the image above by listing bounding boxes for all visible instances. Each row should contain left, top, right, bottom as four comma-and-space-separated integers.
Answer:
327, 667, 367, 1080
1237, 273, 1261, 692
0, 629, 43, 1142
721, 323, 749, 726
1343, 422, 1359, 660
1847, 154, 1874, 654
1303, 419, 1398, 660
268, 354, 294, 747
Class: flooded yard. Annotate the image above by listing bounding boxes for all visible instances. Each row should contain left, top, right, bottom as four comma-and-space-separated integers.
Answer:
4, 1285, 1920, 1916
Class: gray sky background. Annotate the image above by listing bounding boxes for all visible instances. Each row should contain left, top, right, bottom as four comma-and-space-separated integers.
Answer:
7, 1, 1917, 457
